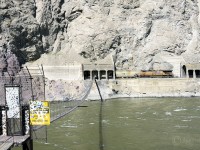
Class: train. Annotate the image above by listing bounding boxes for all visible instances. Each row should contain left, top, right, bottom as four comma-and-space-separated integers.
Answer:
139, 70, 173, 78
116, 70, 139, 78
116, 70, 173, 78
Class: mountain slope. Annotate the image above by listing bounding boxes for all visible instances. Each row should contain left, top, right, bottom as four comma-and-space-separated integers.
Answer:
0, 0, 200, 71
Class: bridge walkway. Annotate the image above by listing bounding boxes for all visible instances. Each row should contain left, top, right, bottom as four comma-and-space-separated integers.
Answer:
0, 135, 30, 150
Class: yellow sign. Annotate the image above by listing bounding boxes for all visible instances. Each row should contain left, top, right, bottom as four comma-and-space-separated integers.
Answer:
30, 101, 50, 125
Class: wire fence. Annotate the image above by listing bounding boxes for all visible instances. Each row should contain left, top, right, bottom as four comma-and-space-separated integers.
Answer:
0, 67, 45, 106
0, 66, 93, 145
32, 80, 93, 140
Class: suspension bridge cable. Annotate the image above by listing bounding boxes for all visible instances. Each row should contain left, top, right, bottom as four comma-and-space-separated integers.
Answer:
49, 80, 93, 123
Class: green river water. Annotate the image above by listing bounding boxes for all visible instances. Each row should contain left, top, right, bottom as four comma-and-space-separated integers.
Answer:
16, 97, 200, 150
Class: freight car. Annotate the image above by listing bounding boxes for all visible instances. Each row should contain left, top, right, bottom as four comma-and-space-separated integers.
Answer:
116, 70, 140, 78
138, 70, 173, 78
116, 70, 173, 78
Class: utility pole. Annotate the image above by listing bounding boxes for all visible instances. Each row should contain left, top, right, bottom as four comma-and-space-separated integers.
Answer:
25, 66, 34, 150
94, 79, 103, 102
41, 65, 48, 143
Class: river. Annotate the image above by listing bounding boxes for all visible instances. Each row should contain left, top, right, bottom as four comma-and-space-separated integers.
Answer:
16, 97, 200, 150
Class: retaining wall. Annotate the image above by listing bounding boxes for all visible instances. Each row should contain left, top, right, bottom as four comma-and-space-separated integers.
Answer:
87, 78, 200, 100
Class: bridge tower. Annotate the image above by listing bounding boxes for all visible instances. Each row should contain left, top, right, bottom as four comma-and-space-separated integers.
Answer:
0, 66, 45, 150
0, 83, 32, 150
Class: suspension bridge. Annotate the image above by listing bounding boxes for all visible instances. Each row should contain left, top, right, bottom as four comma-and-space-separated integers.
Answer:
0, 66, 96, 150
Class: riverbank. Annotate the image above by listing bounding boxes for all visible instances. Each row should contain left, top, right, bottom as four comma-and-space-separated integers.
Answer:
87, 78, 200, 100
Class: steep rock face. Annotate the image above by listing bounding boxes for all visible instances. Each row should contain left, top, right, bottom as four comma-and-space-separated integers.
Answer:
0, 0, 39, 63
0, 0, 200, 71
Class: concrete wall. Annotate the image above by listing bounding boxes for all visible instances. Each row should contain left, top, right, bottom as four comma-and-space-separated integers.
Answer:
43, 66, 83, 80
29, 65, 83, 80
87, 78, 200, 100
83, 64, 114, 70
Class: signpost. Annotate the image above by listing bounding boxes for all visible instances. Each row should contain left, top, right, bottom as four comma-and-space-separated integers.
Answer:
30, 101, 50, 126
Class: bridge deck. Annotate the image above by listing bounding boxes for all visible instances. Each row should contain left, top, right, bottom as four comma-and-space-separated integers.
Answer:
0, 135, 30, 150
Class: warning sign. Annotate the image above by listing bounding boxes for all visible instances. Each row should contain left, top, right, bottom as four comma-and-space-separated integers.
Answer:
5, 86, 20, 118
30, 101, 50, 125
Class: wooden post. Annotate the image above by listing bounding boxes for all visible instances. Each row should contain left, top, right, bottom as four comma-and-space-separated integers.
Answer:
23, 137, 33, 150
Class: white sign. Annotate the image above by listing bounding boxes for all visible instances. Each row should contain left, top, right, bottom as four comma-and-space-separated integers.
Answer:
5, 86, 20, 118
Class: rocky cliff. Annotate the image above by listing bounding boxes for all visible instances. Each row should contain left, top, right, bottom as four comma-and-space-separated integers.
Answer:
1, 0, 200, 71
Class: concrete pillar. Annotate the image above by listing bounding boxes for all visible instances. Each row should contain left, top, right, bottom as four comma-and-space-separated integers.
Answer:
113, 70, 116, 80
193, 70, 196, 78
106, 70, 108, 80
81, 65, 84, 80
90, 70, 92, 80
2, 110, 6, 135
186, 69, 189, 78
98, 70, 100, 80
